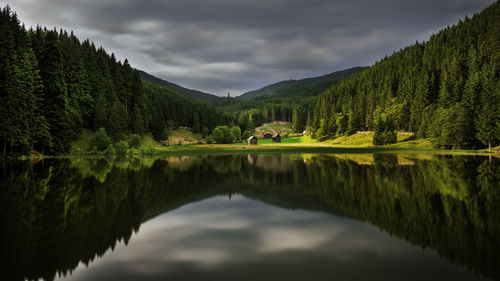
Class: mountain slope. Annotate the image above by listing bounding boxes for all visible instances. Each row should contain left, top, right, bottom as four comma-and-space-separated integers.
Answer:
0, 6, 226, 155
238, 66, 366, 100
139, 70, 219, 101
311, 1, 500, 149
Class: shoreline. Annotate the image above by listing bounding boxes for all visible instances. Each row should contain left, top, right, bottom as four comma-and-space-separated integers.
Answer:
6, 143, 497, 160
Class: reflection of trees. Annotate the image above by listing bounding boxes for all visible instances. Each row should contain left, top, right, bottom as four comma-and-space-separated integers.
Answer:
0, 155, 499, 281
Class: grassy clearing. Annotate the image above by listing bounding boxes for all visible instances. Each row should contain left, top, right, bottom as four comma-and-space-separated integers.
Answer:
153, 133, 497, 157
66, 130, 498, 157
167, 128, 204, 145
255, 121, 294, 137
323, 131, 432, 148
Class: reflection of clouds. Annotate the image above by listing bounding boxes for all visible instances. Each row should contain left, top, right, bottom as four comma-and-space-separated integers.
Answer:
58, 195, 487, 281
257, 227, 334, 253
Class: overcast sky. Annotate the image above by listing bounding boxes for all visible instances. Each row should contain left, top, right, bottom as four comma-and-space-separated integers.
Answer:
0, 0, 494, 96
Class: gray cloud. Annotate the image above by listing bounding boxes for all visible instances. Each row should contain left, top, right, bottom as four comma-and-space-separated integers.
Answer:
56, 195, 485, 281
0, 0, 493, 95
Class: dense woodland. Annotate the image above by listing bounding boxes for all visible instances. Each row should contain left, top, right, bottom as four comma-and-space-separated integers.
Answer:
1, 2, 500, 155
310, 2, 500, 149
0, 6, 227, 155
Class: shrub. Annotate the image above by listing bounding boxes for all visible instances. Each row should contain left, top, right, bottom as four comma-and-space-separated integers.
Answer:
103, 144, 115, 155
212, 127, 224, 143
128, 134, 142, 148
205, 135, 215, 144
89, 128, 112, 152
140, 144, 156, 155
231, 126, 241, 141
212, 126, 236, 144
115, 140, 129, 155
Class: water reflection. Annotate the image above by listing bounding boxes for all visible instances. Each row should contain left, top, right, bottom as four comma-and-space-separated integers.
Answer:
0, 154, 499, 281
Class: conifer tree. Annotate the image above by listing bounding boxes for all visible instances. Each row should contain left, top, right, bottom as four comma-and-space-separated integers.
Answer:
37, 29, 70, 153
247, 114, 256, 133
193, 112, 200, 133
305, 111, 312, 136
476, 63, 499, 151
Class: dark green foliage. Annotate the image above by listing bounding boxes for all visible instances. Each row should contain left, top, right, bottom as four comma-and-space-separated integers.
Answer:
144, 82, 227, 141
0, 6, 229, 155
212, 127, 224, 144
239, 67, 366, 100
242, 130, 252, 140
89, 128, 112, 151
192, 112, 200, 133
476, 63, 500, 151
108, 101, 127, 141
231, 126, 241, 141
37, 29, 71, 153
311, 2, 500, 149
139, 70, 218, 101
292, 104, 305, 132
247, 114, 256, 133
114, 140, 129, 155
346, 110, 360, 135
373, 114, 397, 145
305, 111, 312, 136
128, 134, 142, 149
336, 114, 348, 136
211, 68, 363, 129
212, 126, 235, 144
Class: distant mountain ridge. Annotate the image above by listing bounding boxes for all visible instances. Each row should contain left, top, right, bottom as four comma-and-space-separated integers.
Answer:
139, 70, 219, 101
238, 67, 366, 100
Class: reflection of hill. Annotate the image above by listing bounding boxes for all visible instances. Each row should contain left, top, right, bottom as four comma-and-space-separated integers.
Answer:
331, 153, 421, 166
1, 154, 499, 281
249, 154, 294, 172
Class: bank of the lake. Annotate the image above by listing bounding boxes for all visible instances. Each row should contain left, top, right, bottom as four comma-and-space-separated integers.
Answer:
8, 133, 500, 161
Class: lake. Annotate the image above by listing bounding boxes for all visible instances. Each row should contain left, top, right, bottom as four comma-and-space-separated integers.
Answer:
1, 153, 499, 281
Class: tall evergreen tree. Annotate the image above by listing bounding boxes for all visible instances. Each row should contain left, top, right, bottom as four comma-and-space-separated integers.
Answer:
36, 29, 70, 153
476, 63, 499, 151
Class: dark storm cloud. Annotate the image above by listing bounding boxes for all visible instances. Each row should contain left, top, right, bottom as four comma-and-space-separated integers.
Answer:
0, 0, 493, 95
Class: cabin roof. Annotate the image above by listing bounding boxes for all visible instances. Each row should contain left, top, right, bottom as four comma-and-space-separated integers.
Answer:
272, 133, 280, 138
247, 136, 257, 141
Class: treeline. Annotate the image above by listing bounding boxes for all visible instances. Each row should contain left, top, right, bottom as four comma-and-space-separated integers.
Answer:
0, 6, 226, 155
311, 2, 500, 149
238, 66, 365, 100
215, 97, 310, 133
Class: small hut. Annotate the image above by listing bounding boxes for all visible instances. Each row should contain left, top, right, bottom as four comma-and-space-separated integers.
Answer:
247, 136, 258, 145
263, 132, 272, 139
272, 133, 281, 143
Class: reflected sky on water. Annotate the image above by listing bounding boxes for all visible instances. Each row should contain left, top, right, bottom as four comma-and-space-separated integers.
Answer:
58, 194, 489, 281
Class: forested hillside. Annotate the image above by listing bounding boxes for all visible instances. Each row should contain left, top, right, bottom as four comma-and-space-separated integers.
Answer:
238, 67, 365, 100
210, 67, 364, 134
139, 70, 219, 101
310, 2, 500, 149
0, 6, 226, 155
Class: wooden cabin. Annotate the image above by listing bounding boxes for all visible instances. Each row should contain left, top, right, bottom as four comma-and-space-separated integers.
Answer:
247, 136, 258, 145
263, 132, 272, 139
272, 133, 281, 143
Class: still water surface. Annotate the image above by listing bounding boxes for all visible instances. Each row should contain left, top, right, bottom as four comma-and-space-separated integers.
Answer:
1, 153, 499, 281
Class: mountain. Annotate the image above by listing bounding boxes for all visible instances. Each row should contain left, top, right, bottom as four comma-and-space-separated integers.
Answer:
139, 70, 219, 101
238, 67, 366, 100
310, 1, 500, 149
0, 6, 226, 155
